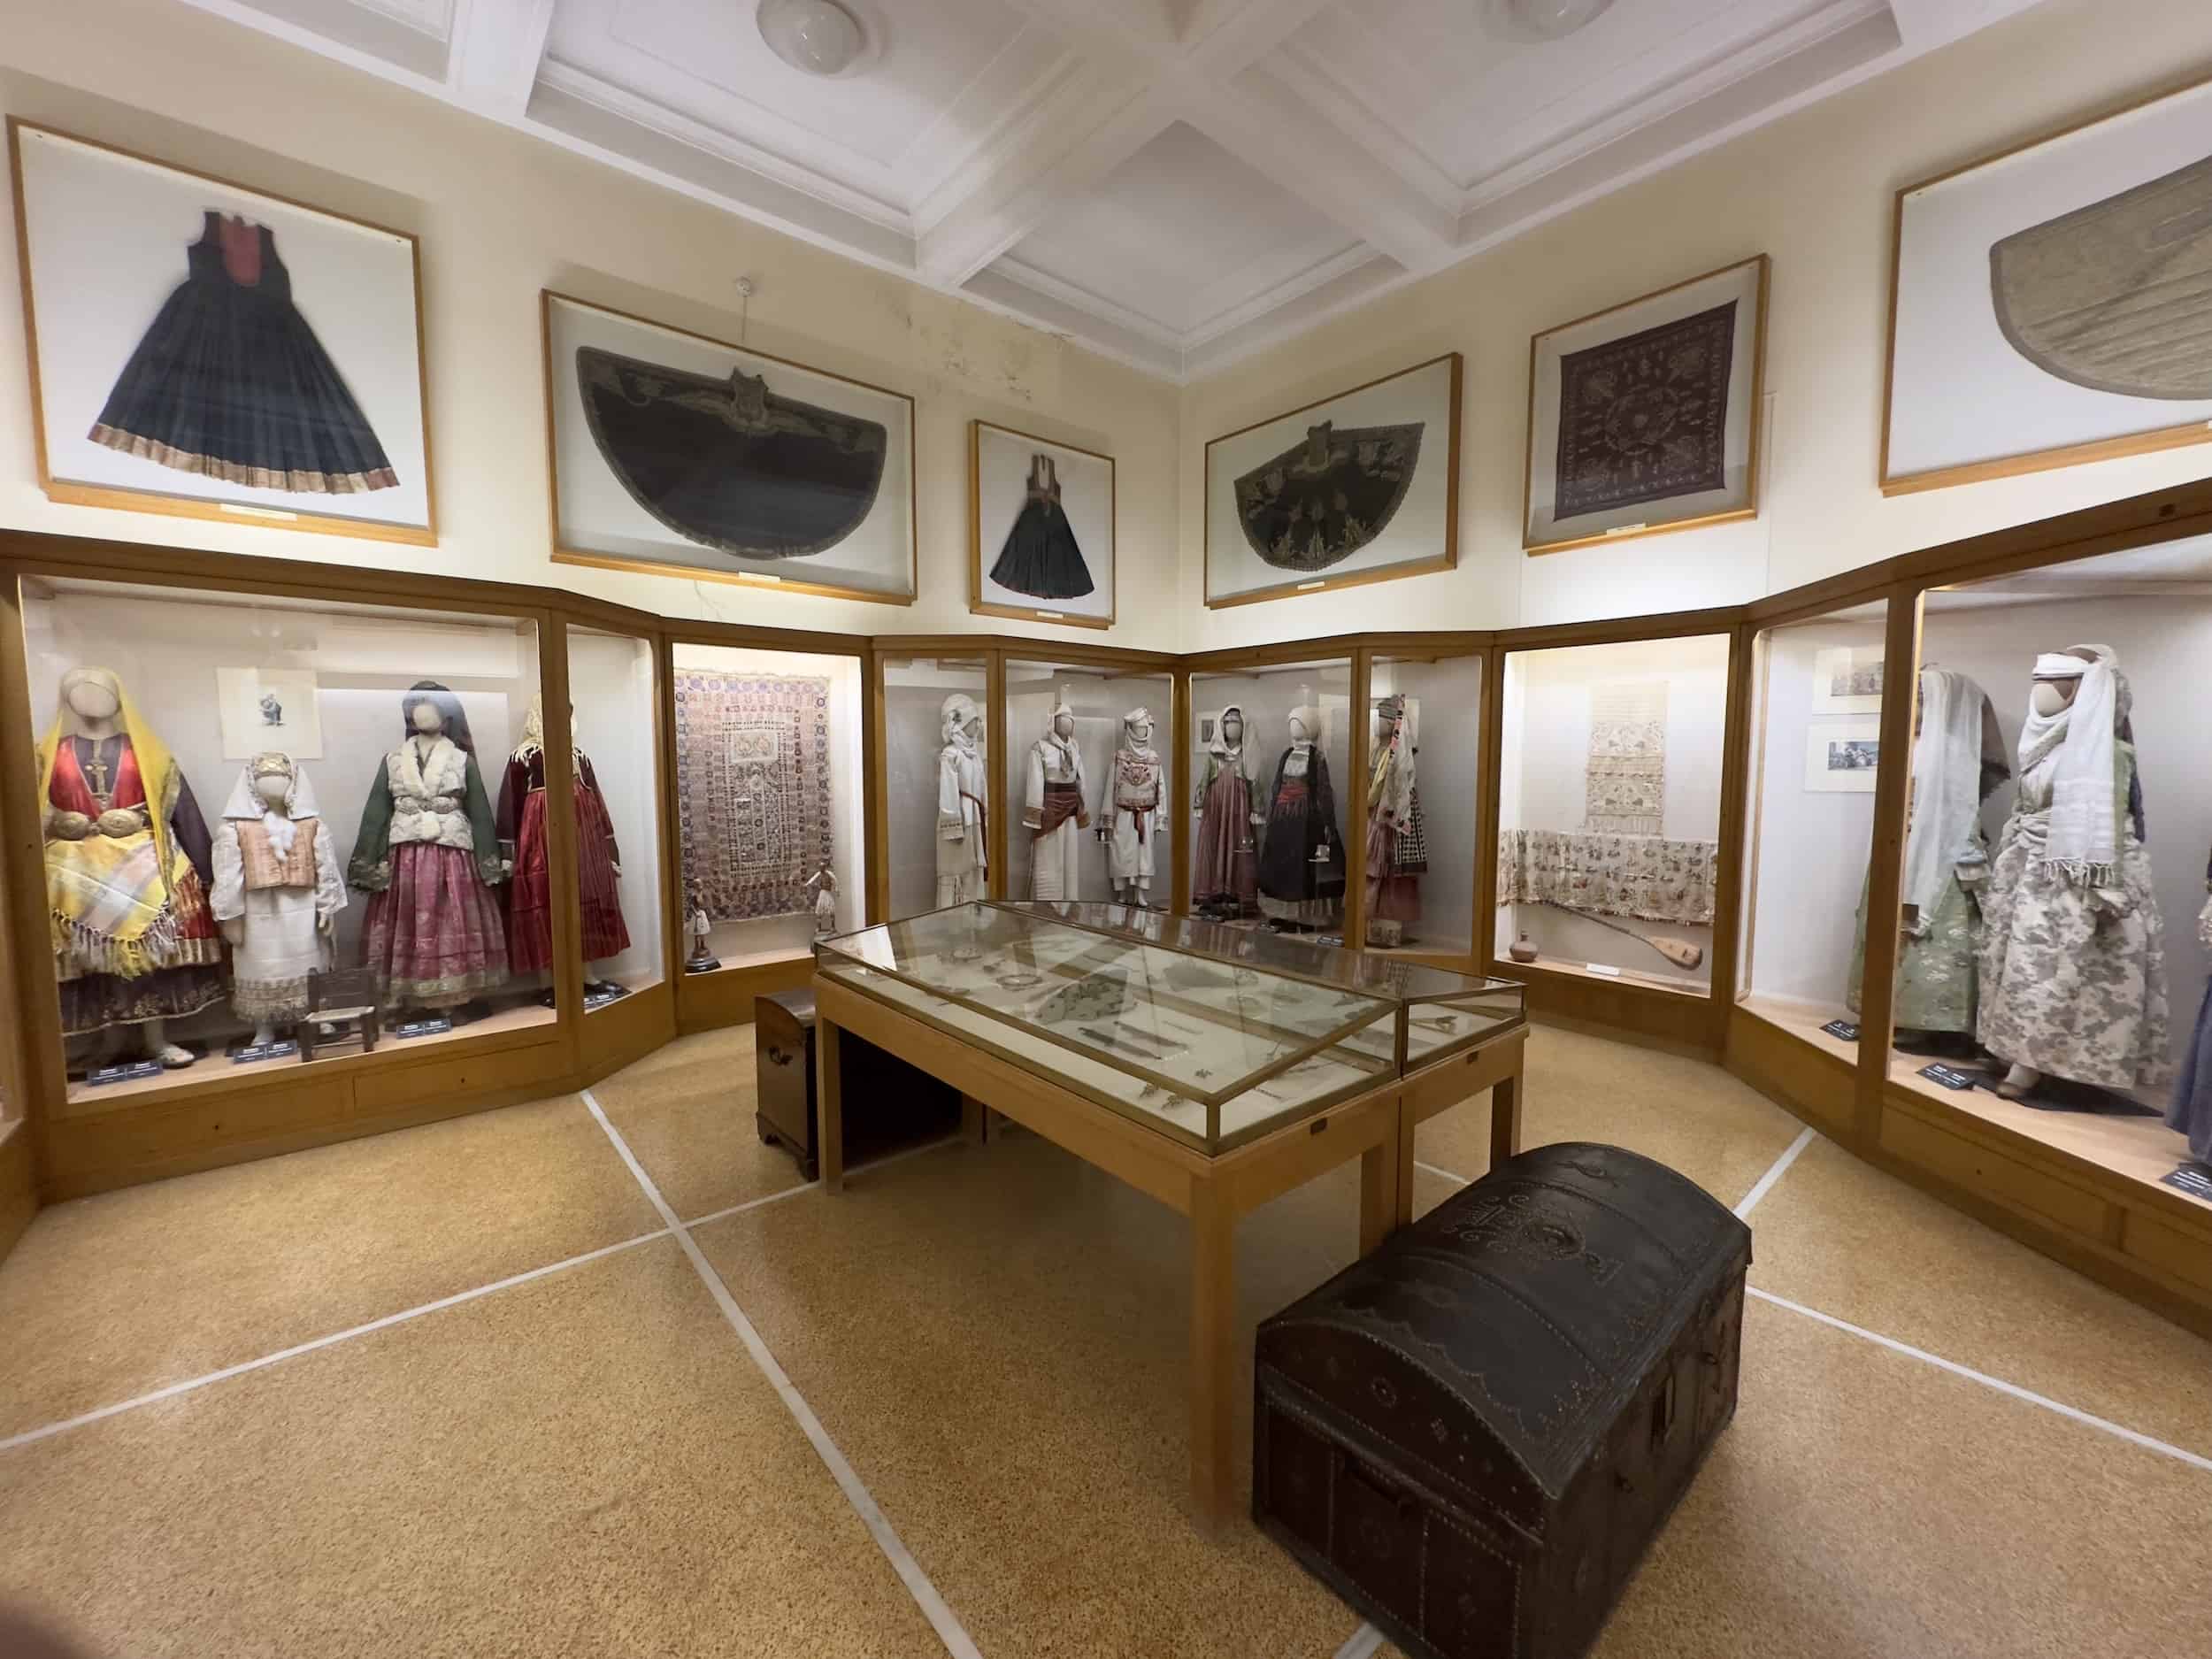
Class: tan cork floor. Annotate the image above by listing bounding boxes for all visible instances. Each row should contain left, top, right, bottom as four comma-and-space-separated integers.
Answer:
1, 1023, 2208, 1657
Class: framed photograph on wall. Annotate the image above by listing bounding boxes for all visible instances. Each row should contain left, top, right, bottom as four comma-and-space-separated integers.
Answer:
1809, 646, 1885, 715
7, 119, 434, 545
215, 667, 322, 759
1203, 354, 1461, 608
970, 419, 1114, 628
1805, 720, 1881, 793
542, 290, 916, 603
1523, 255, 1768, 556
1883, 75, 2212, 494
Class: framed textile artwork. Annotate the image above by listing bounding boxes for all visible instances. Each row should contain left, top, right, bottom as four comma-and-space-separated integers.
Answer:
970, 419, 1115, 629
7, 119, 434, 546
1804, 720, 1880, 793
214, 667, 322, 760
1203, 354, 1461, 608
1522, 256, 1768, 556
1883, 75, 2212, 494
672, 671, 836, 923
542, 292, 917, 603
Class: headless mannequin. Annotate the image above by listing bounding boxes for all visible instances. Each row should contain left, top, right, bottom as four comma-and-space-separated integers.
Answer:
221, 765, 335, 1048
1992, 673, 2079, 1100
58, 677, 192, 1066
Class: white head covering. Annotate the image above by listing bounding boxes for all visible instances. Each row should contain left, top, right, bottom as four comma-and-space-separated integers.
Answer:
1901, 667, 1985, 934
1122, 706, 1155, 748
1288, 705, 1320, 742
219, 752, 321, 859
1210, 703, 1246, 757
2022, 643, 2123, 887
941, 692, 979, 747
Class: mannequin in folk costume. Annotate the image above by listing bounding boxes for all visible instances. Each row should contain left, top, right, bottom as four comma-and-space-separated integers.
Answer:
806, 860, 839, 935
1096, 706, 1162, 906
349, 680, 511, 1010
211, 752, 345, 1047
498, 694, 630, 995
38, 666, 222, 1067
1978, 644, 2169, 1100
1846, 666, 2008, 1048
1023, 691, 1089, 901
1256, 704, 1345, 929
2167, 851, 2212, 1164
1365, 694, 1425, 945
1192, 703, 1263, 918
936, 692, 988, 906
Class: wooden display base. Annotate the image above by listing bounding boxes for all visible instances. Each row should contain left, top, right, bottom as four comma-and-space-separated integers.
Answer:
812, 971, 1526, 1523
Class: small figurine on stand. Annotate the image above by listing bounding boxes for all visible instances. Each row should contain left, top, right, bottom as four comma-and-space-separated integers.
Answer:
684, 894, 720, 974
806, 860, 839, 937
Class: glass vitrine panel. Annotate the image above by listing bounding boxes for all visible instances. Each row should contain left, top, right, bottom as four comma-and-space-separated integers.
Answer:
882, 654, 987, 919
566, 627, 665, 1006
1499, 634, 1731, 992
1367, 650, 1483, 956
1002, 657, 1173, 907
670, 641, 864, 973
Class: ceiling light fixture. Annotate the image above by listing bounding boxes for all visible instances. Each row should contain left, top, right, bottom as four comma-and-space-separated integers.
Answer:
757, 0, 864, 76
1480, 0, 1616, 43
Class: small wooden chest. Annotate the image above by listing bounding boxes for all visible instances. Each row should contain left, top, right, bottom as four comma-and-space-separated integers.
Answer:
754, 989, 960, 1179
1254, 1142, 1751, 1659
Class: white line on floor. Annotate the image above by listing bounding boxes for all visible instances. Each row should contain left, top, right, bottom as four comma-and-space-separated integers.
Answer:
679, 1134, 962, 1230
0, 1226, 672, 1455
1333, 1621, 1385, 1659
580, 1089, 984, 1659
1747, 1286, 2212, 1474
1733, 1125, 1817, 1219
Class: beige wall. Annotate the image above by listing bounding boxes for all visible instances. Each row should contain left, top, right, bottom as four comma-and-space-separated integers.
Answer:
0, 0, 1182, 648
1179, 0, 2212, 651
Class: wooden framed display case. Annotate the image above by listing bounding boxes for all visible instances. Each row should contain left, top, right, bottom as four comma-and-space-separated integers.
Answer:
810, 900, 1527, 1517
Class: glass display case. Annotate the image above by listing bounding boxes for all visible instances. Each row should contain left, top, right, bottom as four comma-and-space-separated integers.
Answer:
1897, 546, 2212, 1191
1002, 657, 1173, 907
1367, 649, 1483, 955
1497, 634, 1731, 991
1737, 601, 1889, 1057
565, 626, 666, 1005
1188, 657, 1352, 932
817, 901, 1525, 1154
670, 641, 864, 974
19, 576, 555, 1101
881, 652, 989, 918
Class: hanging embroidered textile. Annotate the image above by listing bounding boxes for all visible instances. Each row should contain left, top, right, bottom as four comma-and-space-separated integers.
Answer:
1233, 420, 1423, 572
1554, 301, 1734, 521
1499, 829, 1718, 926
673, 671, 834, 923
1584, 680, 1668, 835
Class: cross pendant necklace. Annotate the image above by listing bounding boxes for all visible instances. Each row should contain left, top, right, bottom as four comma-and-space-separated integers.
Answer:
83, 742, 111, 797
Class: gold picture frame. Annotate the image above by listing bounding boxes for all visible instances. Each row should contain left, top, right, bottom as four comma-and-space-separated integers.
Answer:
7, 118, 437, 549
1879, 72, 2212, 496
968, 419, 1116, 630
1203, 353, 1462, 609
1522, 254, 1769, 557
541, 289, 918, 605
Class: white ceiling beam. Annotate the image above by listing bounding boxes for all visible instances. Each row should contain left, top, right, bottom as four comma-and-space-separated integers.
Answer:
444, 0, 557, 118
1179, 0, 1339, 78
1171, 68, 1459, 273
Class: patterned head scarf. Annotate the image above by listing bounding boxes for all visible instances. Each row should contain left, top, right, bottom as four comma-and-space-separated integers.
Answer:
220, 754, 323, 857
515, 694, 547, 759
37, 666, 184, 895
1210, 704, 1246, 757
401, 680, 475, 753
2022, 643, 2126, 887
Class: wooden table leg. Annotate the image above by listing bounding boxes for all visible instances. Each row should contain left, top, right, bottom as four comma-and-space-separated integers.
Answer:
961, 1094, 987, 1146
1360, 1130, 1400, 1256
1392, 1092, 1417, 1233
1190, 1182, 1236, 1523
1489, 1068, 1522, 1171
819, 1017, 845, 1195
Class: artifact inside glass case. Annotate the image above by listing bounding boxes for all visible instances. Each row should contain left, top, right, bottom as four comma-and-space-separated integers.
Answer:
1738, 602, 1888, 1053
671, 641, 862, 973
885, 656, 987, 918
1191, 661, 1351, 930
19, 578, 557, 1097
1499, 634, 1729, 989
1003, 659, 1172, 907
1367, 651, 1483, 955
817, 901, 1525, 1153
566, 627, 666, 1002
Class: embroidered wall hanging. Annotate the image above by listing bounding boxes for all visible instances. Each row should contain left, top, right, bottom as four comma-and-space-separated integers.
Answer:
673, 671, 833, 922
1554, 301, 1734, 521
1233, 419, 1424, 571
1584, 680, 1668, 835
1498, 829, 1718, 926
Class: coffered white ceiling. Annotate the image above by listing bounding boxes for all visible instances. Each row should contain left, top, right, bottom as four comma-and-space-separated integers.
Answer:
177, 0, 2043, 380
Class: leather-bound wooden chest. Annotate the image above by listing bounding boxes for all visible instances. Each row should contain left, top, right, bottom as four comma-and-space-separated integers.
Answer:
755, 988, 960, 1179
1254, 1141, 1751, 1659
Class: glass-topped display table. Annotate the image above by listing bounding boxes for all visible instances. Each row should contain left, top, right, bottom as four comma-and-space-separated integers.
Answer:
810, 901, 1528, 1519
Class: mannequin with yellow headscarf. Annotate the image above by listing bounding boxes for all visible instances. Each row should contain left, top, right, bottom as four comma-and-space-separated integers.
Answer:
38, 666, 222, 1067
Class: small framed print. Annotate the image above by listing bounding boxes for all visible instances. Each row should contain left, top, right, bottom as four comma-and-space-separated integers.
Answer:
1524, 255, 1768, 555
216, 667, 321, 759
970, 419, 1115, 628
8, 119, 434, 545
1805, 719, 1880, 792
1810, 646, 1885, 714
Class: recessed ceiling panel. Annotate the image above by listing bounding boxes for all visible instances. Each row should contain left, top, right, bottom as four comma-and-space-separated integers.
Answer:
1002, 121, 1363, 339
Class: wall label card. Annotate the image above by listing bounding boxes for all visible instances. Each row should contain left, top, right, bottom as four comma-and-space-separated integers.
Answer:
2160, 1164, 2212, 1201
84, 1057, 167, 1087
227, 1036, 299, 1064
1821, 1019, 1860, 1041
394, 1014, 454, 1041
1919, 1063, 1978, 1091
